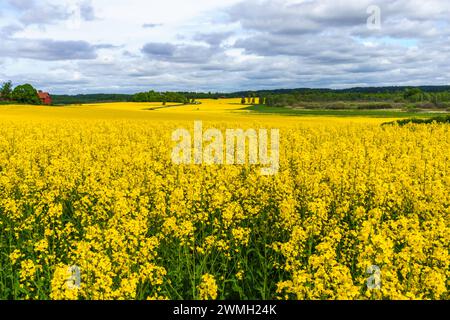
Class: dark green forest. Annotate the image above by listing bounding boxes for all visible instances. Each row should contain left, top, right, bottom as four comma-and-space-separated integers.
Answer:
51, 94, 133, 105
262, 87, 450, 108
54, 86, 450, 108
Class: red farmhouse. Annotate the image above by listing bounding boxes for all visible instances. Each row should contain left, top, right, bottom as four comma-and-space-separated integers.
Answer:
38, 90, 52, 105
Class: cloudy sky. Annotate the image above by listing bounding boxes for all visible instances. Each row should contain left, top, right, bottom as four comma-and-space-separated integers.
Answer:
0, 0, 449, 94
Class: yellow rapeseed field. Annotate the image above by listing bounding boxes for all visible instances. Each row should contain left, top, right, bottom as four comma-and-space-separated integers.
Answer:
0, 99, 448, 300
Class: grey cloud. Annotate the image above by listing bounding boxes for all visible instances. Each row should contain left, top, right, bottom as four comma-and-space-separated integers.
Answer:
142, 42, 216, 64
19, 4, 70, 26
193, 32, 233, 47
142, 43, 176, 57
227, 0, 450, 40
226, 0, 375, 36
7, 0, 96, 26
7, 0, 31, 10
343, 64, 392, 74
233, 33, 368, 60
80, 1, 96, 21
1, 38, 98, 60
94, 44, 121, 50
0, 24, 23, 37
142, 23, 163, 28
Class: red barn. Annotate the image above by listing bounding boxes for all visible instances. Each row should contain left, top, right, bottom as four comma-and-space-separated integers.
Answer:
38, 90, 52, 105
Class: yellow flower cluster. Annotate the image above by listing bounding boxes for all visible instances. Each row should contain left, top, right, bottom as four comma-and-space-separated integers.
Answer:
0, 100, 448, 300
198, 274, 218, 300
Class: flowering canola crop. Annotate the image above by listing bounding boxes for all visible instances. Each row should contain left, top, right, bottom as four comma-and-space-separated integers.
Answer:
0, 100, 448, 300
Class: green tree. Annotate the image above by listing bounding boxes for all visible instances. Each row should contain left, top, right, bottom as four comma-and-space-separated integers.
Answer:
12, 84, 41, 105
404, 88, 423, 102
132, 92, 149, 102
0, 81, 13, 101
431, 93, 440, 107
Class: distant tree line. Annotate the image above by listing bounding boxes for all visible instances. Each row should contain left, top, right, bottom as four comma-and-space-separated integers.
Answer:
179, 92, 233, 99
132, 91, 191, 104
133, 91, 245, 103
261, 88, 450, 108
4, 83, 450, 108
52, 94, 133, 105
0, 81, 42, 105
